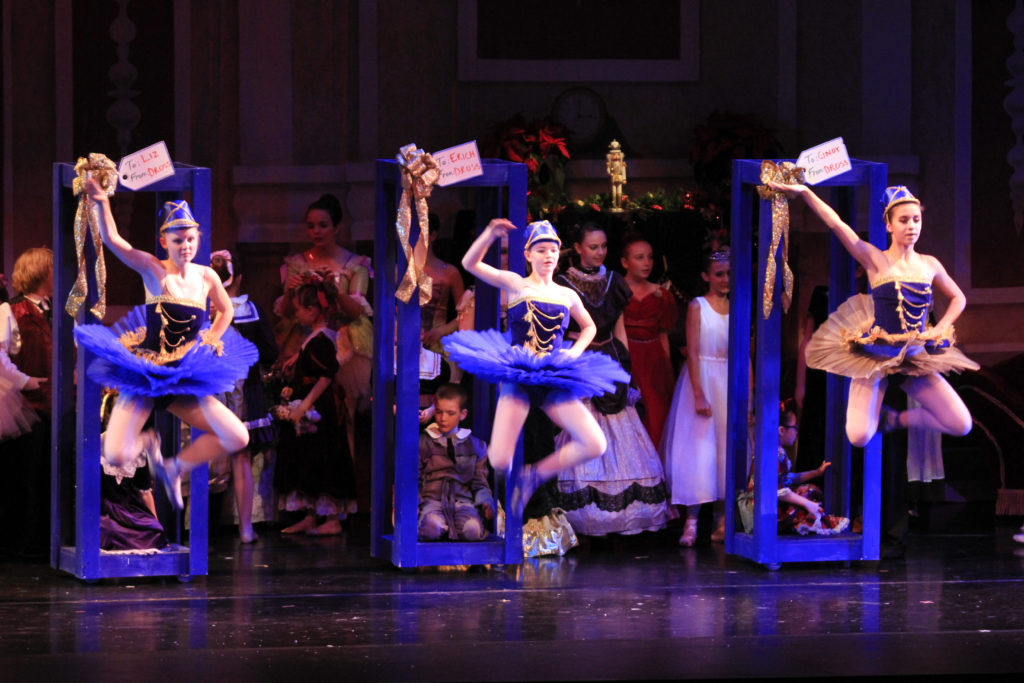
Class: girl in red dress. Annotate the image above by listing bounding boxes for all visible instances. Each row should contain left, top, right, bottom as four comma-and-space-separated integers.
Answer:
620, 234, 678, 452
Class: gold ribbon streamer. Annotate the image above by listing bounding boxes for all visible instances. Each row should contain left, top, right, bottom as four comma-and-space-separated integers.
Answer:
65, 153, 118, 320
756, 160, 804, 319
395, 144, 439, 305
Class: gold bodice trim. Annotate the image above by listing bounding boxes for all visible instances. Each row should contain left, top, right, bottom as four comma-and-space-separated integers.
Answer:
893, 280, 930, 332
867, 274, 933, 333
118, 327, 199, 365
115, 294, 205, 362
145, 294, 205, 310
520, 299, 565, 357
507, 293, 569, 310
868, 274, 932, 289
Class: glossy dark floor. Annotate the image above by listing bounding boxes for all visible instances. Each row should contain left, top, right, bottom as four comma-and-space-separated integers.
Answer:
3, 518, 1024, 681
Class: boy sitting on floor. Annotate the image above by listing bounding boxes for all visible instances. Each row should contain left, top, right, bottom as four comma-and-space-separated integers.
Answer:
418, 383, 495, 541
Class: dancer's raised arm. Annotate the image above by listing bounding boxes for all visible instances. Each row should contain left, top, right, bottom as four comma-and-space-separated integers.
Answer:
461, 218, 523, 292
83, 177, 162, 288
767, 181, 887, 279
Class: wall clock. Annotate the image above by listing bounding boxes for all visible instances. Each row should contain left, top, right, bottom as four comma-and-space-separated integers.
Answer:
551, 87, 608, 148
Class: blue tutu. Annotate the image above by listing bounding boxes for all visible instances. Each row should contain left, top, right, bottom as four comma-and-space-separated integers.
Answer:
443, 328, 630, 400
74, 302, 258, 399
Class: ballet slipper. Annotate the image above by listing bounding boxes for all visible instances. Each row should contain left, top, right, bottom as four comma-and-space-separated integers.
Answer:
149, 449, 184, 511
281, 515, 316, 534
1014, 526, 1024, 544
880, 406, 902, 434
678, 519, 698, 547
140, 428, 162, 463
511, 465, 542, 518
239, 528, 259, 544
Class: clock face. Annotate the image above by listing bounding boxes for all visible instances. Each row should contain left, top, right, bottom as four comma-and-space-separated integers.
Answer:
551, 87, 607, 147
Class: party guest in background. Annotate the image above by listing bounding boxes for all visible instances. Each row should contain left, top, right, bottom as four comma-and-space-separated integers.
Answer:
211, 250, 279, 543
275, 193, 373, 470
273, 273, 357, 536
418, 383, 494, 541
0, 248, 52, 556
661, 249, 732, 546
620, 233, 678, 451
552, 223, 672, 536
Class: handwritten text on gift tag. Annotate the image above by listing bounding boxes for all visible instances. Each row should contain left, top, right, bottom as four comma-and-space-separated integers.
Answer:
118, 141, 174, 190
434, 141, 483, 187
796, 137, 851, 185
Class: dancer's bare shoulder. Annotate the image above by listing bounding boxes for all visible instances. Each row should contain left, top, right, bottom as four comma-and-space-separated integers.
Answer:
509, 280, 574, 309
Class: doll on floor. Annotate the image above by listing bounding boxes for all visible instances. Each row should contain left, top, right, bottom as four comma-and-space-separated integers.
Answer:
738, 401, 850, 536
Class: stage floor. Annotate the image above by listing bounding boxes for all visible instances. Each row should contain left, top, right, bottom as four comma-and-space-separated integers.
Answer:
2, 519, 1024, 681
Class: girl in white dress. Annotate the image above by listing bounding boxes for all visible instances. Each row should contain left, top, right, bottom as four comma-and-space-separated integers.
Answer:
661, 250, 731, 546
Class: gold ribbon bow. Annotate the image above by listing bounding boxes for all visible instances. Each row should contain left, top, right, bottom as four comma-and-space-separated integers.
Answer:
756, 160, 804, 319
65, 153, 118, 320
395, 144, 439, 305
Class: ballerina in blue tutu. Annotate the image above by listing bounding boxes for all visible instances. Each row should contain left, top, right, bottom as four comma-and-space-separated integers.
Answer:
74, 177, 257, 509
443, 219, 630, 514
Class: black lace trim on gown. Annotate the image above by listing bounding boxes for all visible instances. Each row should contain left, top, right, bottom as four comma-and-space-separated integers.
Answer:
557, 480, 669, 513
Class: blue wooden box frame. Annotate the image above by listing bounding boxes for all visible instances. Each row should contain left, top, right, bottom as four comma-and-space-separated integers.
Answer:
51, 162, 211, 580
725, 158, 887, 568
371, 158, 527, 568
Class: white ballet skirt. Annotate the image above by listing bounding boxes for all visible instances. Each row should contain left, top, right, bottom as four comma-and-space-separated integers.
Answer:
0, 351, 38, 441
660, 296, 729, 506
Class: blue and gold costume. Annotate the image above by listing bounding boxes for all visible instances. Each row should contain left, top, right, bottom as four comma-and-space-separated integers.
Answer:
806, 185, 978, 380
805, 270, 978, 380
443, 293, 630, 405
72, 198, 258, 401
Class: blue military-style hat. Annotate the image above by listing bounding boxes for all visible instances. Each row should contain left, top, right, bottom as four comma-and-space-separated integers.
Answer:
159, 200, 200, 233
881, 186, 920, 216
524, 220, 561, 249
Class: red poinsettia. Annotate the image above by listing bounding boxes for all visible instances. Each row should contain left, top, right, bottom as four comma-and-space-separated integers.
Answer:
486, 114, 571, 218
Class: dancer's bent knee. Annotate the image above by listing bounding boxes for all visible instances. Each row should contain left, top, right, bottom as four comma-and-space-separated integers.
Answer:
223, 428, 249, 455
103, 436, 136, 466
583, 430, 608, 460
845, 423, 874, 448
945, 412, 972, 437
488, 445, 514, 472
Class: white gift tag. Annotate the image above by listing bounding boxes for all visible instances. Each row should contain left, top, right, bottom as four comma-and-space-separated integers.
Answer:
796, 137, 851, 185
118, 141, 174, 190
434, 141, 484, 187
